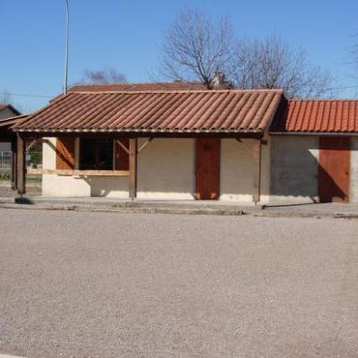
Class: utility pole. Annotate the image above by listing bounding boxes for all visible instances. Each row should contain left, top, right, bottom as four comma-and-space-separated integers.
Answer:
64, 0, 70, 94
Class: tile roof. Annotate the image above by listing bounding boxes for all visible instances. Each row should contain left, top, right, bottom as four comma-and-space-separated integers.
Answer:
0, 115, 27, 128
0, 103, 7, 110
68, 82, 230, 92
14, 89, 283, 133
270, 99, 358, 133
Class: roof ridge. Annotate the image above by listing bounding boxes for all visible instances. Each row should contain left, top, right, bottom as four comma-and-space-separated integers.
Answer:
290, 98, 358, 102
70, 81, 203, 86
71, 89, 284, 95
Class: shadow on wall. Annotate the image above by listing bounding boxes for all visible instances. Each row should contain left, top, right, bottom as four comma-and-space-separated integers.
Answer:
270, 136, 319, 201
82, 176, 129, 197
270, 136, 347, 202
318, 164, 347, 202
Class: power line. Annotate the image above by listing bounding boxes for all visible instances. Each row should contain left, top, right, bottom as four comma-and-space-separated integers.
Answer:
1, 92, 53, 99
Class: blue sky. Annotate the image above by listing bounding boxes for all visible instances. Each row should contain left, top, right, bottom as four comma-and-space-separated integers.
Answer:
1, 0, 358, 112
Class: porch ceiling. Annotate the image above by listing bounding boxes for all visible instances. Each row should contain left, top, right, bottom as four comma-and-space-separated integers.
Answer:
13, 89, 283, 135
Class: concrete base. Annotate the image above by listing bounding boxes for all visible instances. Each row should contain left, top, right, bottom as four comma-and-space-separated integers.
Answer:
7, 196, 263, 216
1, 196, 358, 218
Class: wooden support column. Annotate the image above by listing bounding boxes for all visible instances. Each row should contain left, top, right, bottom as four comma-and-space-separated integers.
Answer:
252, 138, 262, 204
16, 133, 26, 195
11, 139, 17, 190
129, 138, 137, 200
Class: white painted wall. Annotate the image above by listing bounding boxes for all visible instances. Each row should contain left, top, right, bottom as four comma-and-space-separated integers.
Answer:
137, 138, 195, 200
42, 136, 269, 202
219, 137, 271, 203
42, 138, 128, 198
350, 137, 358, 203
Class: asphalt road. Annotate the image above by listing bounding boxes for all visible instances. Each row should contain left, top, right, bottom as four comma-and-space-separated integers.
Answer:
0, 209, 358, 358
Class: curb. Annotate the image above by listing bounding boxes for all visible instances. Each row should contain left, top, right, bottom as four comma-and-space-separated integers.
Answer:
0, 202, 246, 216
0, 198, 357, 219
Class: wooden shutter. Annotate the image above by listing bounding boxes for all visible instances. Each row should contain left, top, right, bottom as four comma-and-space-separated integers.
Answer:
114, 138, 129, 170
56, 137, 75, 169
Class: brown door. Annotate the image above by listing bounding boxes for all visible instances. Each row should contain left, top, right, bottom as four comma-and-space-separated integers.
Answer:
115, 138, 129, 170
195, 138, 220, 200
318, 137, 350, 203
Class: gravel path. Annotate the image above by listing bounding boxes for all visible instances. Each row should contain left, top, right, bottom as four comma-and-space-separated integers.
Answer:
0, 209, 358, 358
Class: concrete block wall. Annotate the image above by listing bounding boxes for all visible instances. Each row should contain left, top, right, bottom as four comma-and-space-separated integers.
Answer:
270, 135, 358, 203
270, 136, 319, 203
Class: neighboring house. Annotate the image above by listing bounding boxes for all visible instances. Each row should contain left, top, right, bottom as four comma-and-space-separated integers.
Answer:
11, 83, 358, 203
0, 103, 21, 151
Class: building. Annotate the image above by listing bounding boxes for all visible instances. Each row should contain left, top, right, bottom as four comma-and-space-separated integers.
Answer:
0, 103, 22, 188
270, 98, 358, 203
10, 83, 358, 203
0, 103, 21, 151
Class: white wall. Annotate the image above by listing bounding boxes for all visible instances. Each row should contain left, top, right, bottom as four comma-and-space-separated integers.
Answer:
219, 137, 271, 203
42, 138, 128, 198
42, 136, 269, 202
42, 137, 195, 199
137, 138, 195, 200
350, 137, 358, 203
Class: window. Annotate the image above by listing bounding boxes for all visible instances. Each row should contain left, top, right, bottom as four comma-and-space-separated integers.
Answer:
80, 138, 114, 170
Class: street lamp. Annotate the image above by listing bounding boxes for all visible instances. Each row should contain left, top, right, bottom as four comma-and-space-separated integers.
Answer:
63, 0, 70, 95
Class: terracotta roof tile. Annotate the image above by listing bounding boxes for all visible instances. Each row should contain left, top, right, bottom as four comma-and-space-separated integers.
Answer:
14, 89, 283, 133
270, 99, 358, 133
68, 82, 231, 92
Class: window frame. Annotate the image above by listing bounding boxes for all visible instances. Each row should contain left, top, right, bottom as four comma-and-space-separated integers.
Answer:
79, 137, 115, 170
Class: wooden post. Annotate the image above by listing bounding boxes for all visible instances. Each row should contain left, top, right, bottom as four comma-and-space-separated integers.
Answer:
129, 138, 137, 200
252, 138, 262, 204
17, 133, 26, 195
11, 139, 17, 190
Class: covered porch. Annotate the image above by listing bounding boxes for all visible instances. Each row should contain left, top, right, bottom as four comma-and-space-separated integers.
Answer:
12, 88, 283, 203
16, 132, 267, 203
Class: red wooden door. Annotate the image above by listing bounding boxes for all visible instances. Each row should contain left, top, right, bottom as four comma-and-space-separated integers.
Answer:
115, 138, 129, 170
318, 137, 350, 203
195, 138, 220, 200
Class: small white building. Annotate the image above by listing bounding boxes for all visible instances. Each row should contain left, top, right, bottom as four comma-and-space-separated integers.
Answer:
11, 84, 358, 204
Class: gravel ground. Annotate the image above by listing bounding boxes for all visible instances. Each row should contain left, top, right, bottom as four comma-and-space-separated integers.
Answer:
0, 209, 358, 358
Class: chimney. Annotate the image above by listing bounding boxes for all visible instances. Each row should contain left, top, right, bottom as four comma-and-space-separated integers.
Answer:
212, 71, 226, 88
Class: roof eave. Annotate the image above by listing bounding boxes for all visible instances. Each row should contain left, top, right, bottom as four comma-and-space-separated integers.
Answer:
269, 131, 358, 136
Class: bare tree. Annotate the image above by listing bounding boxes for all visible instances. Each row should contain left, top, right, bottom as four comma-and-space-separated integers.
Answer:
160, 9, 235, 89
80, 68, 127, 84
231, 34, 335, 98
0, 88, 12, 104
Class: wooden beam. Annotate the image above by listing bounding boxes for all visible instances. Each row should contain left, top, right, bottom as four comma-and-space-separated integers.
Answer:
129, 138, 137, 200
26, 139, 38, 151
27, 168, 129, 177
252, 139, 262, 204
138, 137, 154, 154
11, 140, 17, 190
16, 133, 26, 195
115, 139, 130, 155
25, 138, 49, 151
